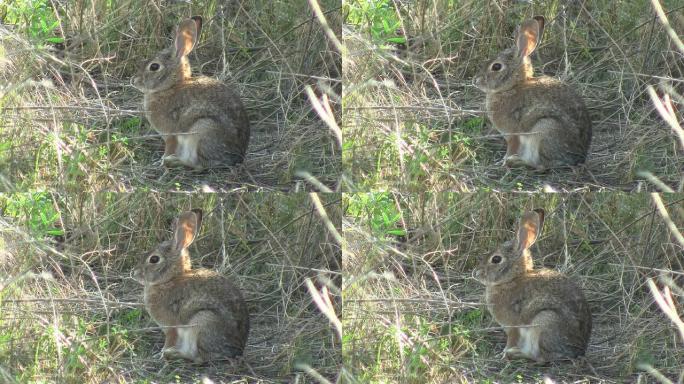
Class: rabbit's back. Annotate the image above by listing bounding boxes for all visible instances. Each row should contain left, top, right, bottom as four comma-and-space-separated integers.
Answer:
144, 77, 250, 153
486, 270, 587, 319
487, 77, 592, 165
487, 77, 591, 137
145, 269, 249, 332
486, 269, 591, 351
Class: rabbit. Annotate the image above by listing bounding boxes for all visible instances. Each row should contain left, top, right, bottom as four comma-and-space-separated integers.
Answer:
473, 209, 592, 362
132, 16, 250, 170
132, 209, 249, 363
473, 16, 592, 170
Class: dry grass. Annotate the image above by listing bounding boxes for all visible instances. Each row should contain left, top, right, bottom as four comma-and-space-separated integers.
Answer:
342, 192, 684, 383
0, 192, 341, 383
0, 0, 341, 192
343, 0, 684, 192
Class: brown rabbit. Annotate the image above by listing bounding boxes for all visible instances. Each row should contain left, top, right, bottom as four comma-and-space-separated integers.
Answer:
473, 16, 592, 170
473, 209, 592, 362
132, 209, 249, 363
132, 16, 250, 169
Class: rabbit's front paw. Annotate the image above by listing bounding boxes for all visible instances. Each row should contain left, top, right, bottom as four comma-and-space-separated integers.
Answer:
503, 346, 525, 360
161, 346, 183, 360
503, 155, 526, 168
162, 154, 183, 168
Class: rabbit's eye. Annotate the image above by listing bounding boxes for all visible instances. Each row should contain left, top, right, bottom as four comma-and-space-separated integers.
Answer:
148, 255, 160, 264
491, 255, 502, 264
149, 63, 160, 71
491, 62, 502, 71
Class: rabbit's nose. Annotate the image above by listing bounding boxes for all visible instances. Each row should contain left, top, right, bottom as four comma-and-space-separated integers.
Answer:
131, 76, 140, 87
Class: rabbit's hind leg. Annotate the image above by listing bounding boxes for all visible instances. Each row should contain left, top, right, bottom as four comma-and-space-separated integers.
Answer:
513, 310, 564, 362
196, 319, 244, 361
536, 118, 586, 168
197, 130, 244, 168
532, 309, 580, 362
521, 118, 577, 170
515, 324, 542, 361
167, 311, 224, 363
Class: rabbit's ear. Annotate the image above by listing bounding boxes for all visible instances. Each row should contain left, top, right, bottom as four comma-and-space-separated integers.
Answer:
516, 209, 544, 252
515, 17, 543, 58
190, 16, 203, 40
175, 18, 200, 58
190, 208, 203, 232
174, 210, 201, 250
533, 15, 545, 40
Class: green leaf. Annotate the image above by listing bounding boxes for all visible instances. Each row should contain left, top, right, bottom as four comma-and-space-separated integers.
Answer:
47, 229, 64, 236
386, 229, 406, 236
386, 37, 406, 44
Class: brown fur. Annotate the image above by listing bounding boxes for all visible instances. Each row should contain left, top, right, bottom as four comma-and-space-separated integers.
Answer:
132, 16, 250, 169
473, 209, 592, 362
473, 16, 592, 170
132, 209, 249, 362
